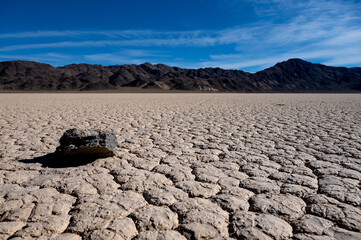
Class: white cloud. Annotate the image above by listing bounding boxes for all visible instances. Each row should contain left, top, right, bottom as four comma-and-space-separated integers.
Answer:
202, 0, 361, 69
83, 49, 165, 65
0, 53, 75, 65
0, 30, 253, 51
318, 29, 361, 46
84, 54, 148, 64
200, 57, 287, 69
0, 30, 179, 39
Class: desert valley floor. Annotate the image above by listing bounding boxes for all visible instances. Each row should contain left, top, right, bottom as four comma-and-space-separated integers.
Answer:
0, 93, 360, 240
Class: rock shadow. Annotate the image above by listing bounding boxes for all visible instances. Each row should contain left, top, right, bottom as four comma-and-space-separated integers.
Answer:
19, 153, 100, 168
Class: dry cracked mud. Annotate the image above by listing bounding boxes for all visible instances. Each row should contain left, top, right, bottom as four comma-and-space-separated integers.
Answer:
0, 93, 360, 240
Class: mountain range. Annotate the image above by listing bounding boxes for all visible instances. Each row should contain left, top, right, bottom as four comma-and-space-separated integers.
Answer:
1, 58, 361, 92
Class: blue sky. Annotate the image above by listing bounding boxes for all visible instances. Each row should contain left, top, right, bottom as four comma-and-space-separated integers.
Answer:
0, 0, 360, 72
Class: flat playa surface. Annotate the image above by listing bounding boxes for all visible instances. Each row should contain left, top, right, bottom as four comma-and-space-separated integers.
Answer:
0, 93, 361, 240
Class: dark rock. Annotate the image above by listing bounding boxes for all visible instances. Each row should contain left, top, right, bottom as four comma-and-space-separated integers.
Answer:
55, 129, 117, 159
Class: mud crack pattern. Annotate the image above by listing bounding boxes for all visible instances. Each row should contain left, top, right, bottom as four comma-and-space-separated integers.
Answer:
0, 93, 360, 240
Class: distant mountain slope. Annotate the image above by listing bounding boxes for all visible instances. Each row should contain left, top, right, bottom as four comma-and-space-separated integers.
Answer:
0, 59, 360, 92
253, 59, 361, 92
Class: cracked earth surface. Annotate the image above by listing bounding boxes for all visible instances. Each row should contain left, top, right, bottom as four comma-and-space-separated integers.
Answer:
0, 93, 360, 240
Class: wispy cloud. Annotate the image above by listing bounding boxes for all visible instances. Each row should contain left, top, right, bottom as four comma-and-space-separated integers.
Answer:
200, 56, 287, 70
203, 41, 361, 71
0, 30, 191, 38
0, 30, 92, 38
0, 29, 254, 51
0, 53, 75, 65
202, 0, 361, 70
84, 54, 148, 65
83, 49, 164, 65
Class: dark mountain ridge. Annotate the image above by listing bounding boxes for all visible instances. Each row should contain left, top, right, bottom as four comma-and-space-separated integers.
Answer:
0, 59, 360, 92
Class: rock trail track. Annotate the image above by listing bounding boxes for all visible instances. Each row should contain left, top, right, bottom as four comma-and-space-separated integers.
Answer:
0, 93, 360, 240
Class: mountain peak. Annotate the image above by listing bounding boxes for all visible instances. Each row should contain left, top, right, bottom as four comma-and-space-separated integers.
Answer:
286, 58, 307, 63
276, 58, 311, 66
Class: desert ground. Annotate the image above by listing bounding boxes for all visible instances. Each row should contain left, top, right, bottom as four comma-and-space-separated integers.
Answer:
0, 93, 360, 240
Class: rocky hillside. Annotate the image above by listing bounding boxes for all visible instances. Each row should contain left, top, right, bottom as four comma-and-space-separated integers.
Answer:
0, 59, 360, 92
